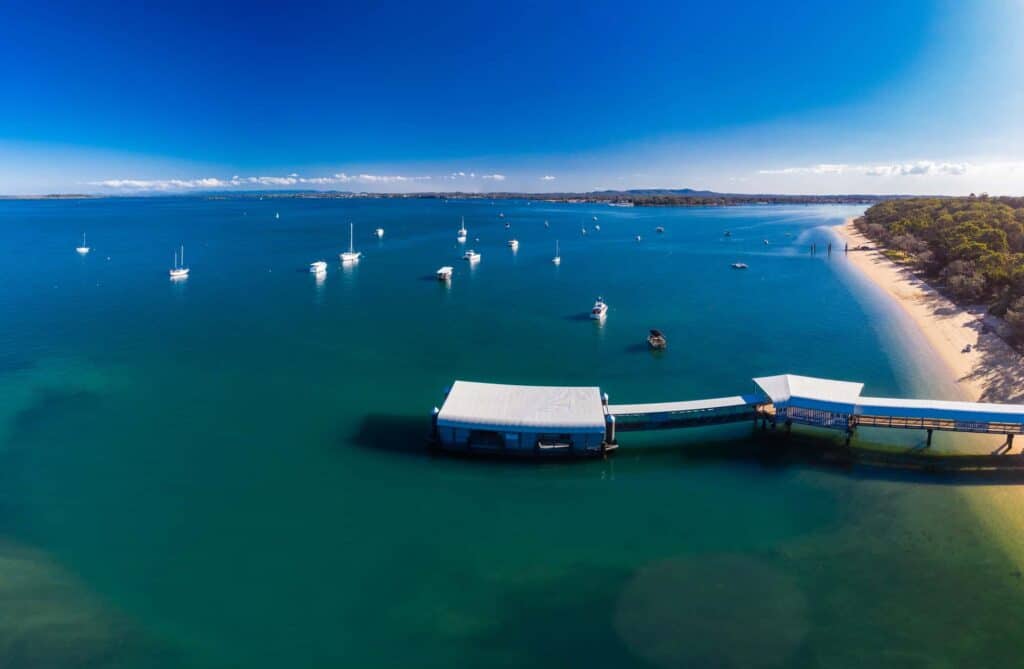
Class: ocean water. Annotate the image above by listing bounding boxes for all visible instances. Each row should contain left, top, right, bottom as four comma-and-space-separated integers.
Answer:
1, 197, 1022, 668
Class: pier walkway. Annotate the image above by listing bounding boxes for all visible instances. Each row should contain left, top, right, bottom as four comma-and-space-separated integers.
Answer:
433, 374, 1024, 457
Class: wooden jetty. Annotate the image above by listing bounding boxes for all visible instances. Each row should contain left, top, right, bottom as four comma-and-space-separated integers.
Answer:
431, 374, 1024, 458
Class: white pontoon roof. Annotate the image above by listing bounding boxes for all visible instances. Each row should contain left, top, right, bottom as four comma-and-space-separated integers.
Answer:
753, 374, 865, 413
437, 381, 607, 432
608, 395, 757, 417
857, 396, 1024, 425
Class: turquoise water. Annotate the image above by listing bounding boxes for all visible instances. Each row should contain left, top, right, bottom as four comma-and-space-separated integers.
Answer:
2, 198, 1023, 667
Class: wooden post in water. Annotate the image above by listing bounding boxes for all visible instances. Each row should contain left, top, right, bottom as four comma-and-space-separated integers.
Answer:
926, 428, 933, 448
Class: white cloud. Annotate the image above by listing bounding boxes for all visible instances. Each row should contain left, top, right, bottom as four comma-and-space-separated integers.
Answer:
91, 172, 433, 191
481, 173, 506, 181
758, 164, 850, 176
540, 175, 556, 181
758, 160, 974, 178
91, 178, 233, 190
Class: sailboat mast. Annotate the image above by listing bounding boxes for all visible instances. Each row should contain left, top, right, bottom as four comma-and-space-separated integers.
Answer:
180, 244, 184, 268
349, 222, 354, 253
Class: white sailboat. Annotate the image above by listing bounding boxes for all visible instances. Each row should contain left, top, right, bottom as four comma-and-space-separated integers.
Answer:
169, 245, 190, 279
340, 222, 361, 263
76, 233, 90, 254
457, 217, 468, 243
552, 240, 561, 265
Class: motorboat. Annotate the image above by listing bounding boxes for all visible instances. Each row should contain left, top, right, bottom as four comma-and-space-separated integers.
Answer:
647, 329, 667, 350
655, 226, 665, 234
731, 262, 748, 269
635, 234, 642, 242
437, 266, 453, 281
309, 260, 327, 273
508, 239, 519, 250
340, 222, 361, 263
590, 297, 607, 320
375, 228, 384, 238
463, 249, 481, 262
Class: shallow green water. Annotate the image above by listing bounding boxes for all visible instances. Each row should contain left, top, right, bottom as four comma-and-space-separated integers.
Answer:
1, 198, 1022, 667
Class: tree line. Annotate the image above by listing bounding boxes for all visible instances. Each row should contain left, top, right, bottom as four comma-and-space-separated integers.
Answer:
857, 195, 1024, 340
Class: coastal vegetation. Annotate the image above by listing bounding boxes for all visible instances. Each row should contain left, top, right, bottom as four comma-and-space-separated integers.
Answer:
857, 196, 1024, 341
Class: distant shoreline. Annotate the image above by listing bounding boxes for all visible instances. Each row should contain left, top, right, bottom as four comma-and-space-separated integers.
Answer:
834, 217, 1024, 404
0, 191, 897, 206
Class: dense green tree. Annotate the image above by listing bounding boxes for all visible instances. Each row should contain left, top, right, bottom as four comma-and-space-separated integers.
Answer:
858, 197, 1024, 315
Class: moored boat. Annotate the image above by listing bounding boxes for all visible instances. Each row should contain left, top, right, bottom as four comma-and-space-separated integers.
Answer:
590, 297, 607, 320
647, 329, 667, 350
169, 245, 190, 279
340, 222, 361, 263
437, 266, 453, 281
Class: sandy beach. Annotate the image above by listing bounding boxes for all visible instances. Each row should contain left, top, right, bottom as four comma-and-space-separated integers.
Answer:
836, 217, 1024, 569
834, 217, 1024, 404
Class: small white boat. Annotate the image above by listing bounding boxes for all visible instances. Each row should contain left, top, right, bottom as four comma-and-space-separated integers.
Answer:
508, 239, 519, 250
437, 266, 453, 281
656, 226, 665, 234
340, 222, 361, 263
592, 215, 598, 221
169, 245, 190, 279
590, 297, 608, 320
309, 260, 327, 273
75, 233, 90, 255
457, 217, 468, 242
635, 234, 642, 242
544, 221, 550, 228
731, 262, 748, 270
552, 240, 561, 265
504, 222, 511, 230
275, 212, 280, 219
594, 224, 600, 231
581, 227, 588, 236
375, 228, 384, 238
762, 239, 770, 245
609, 201, 634, 207
499, 212, 505, 218
463, 249, 481, 262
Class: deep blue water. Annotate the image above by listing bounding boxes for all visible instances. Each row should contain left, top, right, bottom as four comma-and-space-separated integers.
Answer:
1, 198, 1020, 668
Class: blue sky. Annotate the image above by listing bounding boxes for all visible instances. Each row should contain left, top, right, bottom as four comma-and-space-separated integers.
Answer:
2, 0, 1023, 195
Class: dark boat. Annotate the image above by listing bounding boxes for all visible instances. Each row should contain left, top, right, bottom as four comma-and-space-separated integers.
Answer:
647, 329, 667, 350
